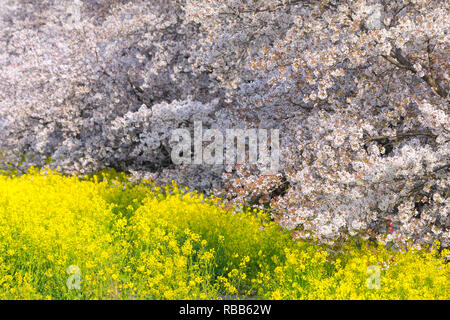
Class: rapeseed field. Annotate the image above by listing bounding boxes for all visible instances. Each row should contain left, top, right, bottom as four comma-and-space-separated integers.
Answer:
0, 168, 448, 300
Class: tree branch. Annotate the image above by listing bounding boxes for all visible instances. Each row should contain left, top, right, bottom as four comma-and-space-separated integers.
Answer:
365, 130, 437, 144
387, 47, 448, 98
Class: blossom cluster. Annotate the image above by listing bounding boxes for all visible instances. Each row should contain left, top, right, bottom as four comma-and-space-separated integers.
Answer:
184, 0, 449, 246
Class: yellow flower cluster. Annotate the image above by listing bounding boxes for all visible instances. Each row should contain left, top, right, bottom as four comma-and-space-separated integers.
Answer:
0, 168, 448, 299
0, 168, 120, 299
262, 241, 449, 300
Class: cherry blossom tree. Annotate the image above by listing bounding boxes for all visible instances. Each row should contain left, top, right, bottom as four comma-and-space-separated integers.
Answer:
0, 0, 225, 185
0, 0, 448, 247
184, 0, 449, 247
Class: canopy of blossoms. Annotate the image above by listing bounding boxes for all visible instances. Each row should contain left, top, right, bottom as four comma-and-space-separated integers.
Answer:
0, 0, 448, 247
